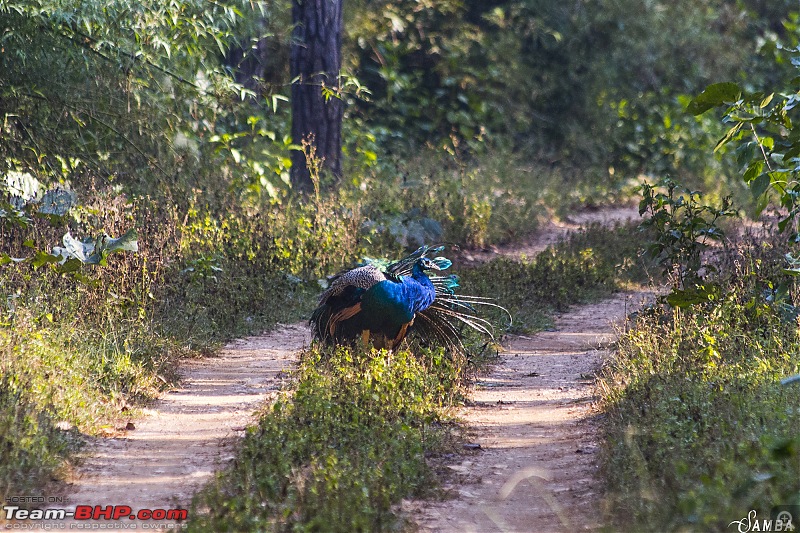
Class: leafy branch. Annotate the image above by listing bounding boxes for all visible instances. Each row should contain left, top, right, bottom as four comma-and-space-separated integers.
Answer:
639, 179, 735, 288
0, 171, 138, 280
687, 79, 800, 235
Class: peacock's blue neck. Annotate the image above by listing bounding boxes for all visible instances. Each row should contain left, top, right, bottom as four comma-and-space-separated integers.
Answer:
411, 262, 432, 285
358, 260, 437, 335
406, 261, 435, 313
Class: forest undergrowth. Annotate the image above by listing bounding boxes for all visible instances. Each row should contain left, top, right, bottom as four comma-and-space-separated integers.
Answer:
600, 185, 800, 530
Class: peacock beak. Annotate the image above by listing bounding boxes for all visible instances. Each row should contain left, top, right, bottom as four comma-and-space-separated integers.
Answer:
426, 261, 442, 271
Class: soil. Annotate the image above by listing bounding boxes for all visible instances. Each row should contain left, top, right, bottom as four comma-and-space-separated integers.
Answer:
49, 206, 650, 531
459, 205, 642, 263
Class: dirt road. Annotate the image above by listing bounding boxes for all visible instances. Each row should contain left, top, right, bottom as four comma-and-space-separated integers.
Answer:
52, 206, 646, 530
54, 324, 309, 525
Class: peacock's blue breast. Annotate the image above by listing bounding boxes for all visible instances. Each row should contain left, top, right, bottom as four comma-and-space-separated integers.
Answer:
361, 277, 435, 331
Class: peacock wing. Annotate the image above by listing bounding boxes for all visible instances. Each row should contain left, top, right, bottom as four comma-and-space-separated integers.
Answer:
318, 265, 386, 305
311, 265, 388, 344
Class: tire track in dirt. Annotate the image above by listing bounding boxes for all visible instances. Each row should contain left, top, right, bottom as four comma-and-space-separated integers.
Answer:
407, 291, 653, 533
53, 324, 309, 526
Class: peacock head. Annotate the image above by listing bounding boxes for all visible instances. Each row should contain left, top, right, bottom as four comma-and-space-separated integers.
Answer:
416, 257, 443, 272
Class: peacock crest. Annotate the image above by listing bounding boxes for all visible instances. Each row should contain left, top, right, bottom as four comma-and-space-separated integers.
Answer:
310, 245, 508, 353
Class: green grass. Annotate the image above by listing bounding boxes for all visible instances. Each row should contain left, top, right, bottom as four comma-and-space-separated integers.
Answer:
599, 237, 800, 531
0, 312, 160, 497
358, 147, 644, 250
188, 345, 461, 532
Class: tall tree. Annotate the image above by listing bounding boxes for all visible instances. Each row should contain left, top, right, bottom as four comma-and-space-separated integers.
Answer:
290, 0, 344, 192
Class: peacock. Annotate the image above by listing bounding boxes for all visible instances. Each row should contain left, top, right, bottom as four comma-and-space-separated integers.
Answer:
310, 245, 507, 353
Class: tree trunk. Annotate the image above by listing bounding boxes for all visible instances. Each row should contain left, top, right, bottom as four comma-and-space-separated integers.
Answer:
290, 0, 343, 193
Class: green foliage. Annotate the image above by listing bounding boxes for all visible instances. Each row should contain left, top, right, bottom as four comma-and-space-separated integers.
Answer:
357, 147, 578, 249
189, 345, 462, 532
0, 310, 164, 501
600, 237, 800, 530
1, 170, 138, 279
5, 0, 793, 215
0, 0, 295, 203
0, 373, 75, 500
686, 82, 745, 116
52, 229, 138, 267
343, 0, 790, 191
638, 179, 736, 292
603, 92, 733, 188
688, 49, 800, 235
0, 176, 140, 304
